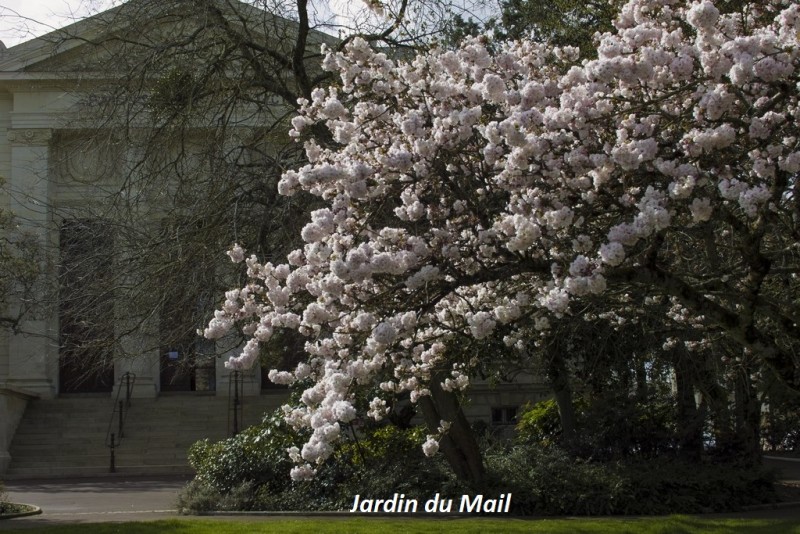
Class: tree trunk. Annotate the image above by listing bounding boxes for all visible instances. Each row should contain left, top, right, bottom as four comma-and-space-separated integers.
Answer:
418, 375, 486, 489
674, 354, 703, 462
546, 352, 577, 445
734, 365, 762, 466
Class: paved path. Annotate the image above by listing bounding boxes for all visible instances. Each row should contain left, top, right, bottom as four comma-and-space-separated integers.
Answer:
2, 458, 799, 528
1, 476, 190, 528
765, 455, 800, 485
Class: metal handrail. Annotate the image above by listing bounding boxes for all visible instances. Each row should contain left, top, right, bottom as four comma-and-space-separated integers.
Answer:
105, 372, 136, 473
228, 370, 243, 437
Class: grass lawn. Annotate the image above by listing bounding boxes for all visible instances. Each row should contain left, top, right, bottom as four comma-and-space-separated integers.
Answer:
1, 517, 799, 533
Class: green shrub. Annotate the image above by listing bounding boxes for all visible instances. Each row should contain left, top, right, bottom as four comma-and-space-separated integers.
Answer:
182, 409, 303, 513
182, 409, 776, 516
762, 401, 800, 452
177, 478, 223, 513
249, 423, 464, 512
187, 409, 301, 496
181, 412, 463, 513
485, 441, 625, 516
516, 396, 677, 460
338, 424, 425, 465
618, 458, 776, 514
178, 479, 262, 513
515, 399, 563, 446
484, 440, 776, 516
329, 424, 466, 505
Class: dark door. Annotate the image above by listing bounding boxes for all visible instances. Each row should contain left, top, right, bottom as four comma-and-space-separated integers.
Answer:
58, 219, 115, 393
160, 348, 194, 391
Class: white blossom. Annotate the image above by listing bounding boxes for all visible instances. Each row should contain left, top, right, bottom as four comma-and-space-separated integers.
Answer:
206, 0, 800, 479
422, 436, 439, 457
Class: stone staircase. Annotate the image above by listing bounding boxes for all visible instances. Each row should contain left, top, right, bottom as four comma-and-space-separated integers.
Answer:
4, 393, 287, 479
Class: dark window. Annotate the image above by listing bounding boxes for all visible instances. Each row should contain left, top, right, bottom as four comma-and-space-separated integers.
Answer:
491, 406, 518, 425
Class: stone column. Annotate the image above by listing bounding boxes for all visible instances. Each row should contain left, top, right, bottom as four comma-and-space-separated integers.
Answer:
113, 265, 159, 398
5, 128, 57, 398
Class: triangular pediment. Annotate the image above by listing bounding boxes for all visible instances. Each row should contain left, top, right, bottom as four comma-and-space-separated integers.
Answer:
0, 0, 337, 77
0, 2, 129, 73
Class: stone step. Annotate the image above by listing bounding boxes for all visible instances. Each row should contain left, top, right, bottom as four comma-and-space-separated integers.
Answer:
6, 393, 287, 479
9, 447, 110, 458
9, 452, 202, 467
11, 432, 109, 442
3, 464, 194, 480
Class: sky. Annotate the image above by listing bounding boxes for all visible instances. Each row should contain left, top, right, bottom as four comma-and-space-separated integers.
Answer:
0, 0, 117, 48
0, 0, 491, 49
0, 0, 351, 48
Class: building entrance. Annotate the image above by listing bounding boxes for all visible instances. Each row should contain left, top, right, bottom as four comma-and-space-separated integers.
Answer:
58, 218, 115, 394
159, 348, 215, 392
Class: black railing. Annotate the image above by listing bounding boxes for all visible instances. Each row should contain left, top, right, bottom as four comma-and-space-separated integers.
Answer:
228, 370, 243, 436
105, 372, 136, 473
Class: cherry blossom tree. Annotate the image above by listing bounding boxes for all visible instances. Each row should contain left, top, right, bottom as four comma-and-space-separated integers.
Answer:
206, 0, 800, 485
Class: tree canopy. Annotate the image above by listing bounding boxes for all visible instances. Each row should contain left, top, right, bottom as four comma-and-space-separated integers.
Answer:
205, 0, 800, 483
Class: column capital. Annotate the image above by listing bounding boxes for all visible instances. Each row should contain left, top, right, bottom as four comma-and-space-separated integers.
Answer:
7, 128, 53, 146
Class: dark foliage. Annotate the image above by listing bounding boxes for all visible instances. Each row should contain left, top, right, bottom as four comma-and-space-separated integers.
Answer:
484, 440, 776, 516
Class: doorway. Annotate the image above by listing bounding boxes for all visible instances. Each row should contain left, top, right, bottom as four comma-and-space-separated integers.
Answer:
58, 219, 115, 394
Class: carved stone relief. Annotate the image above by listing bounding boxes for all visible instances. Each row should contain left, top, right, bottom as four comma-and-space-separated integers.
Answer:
56, 134, 120, 184
7, 129, 53, 146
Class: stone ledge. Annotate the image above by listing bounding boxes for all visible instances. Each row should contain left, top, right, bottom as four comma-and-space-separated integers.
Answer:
0, 385, 41, 401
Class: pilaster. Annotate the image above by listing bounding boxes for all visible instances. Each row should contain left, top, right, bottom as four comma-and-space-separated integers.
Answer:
5, 128, 57, 397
